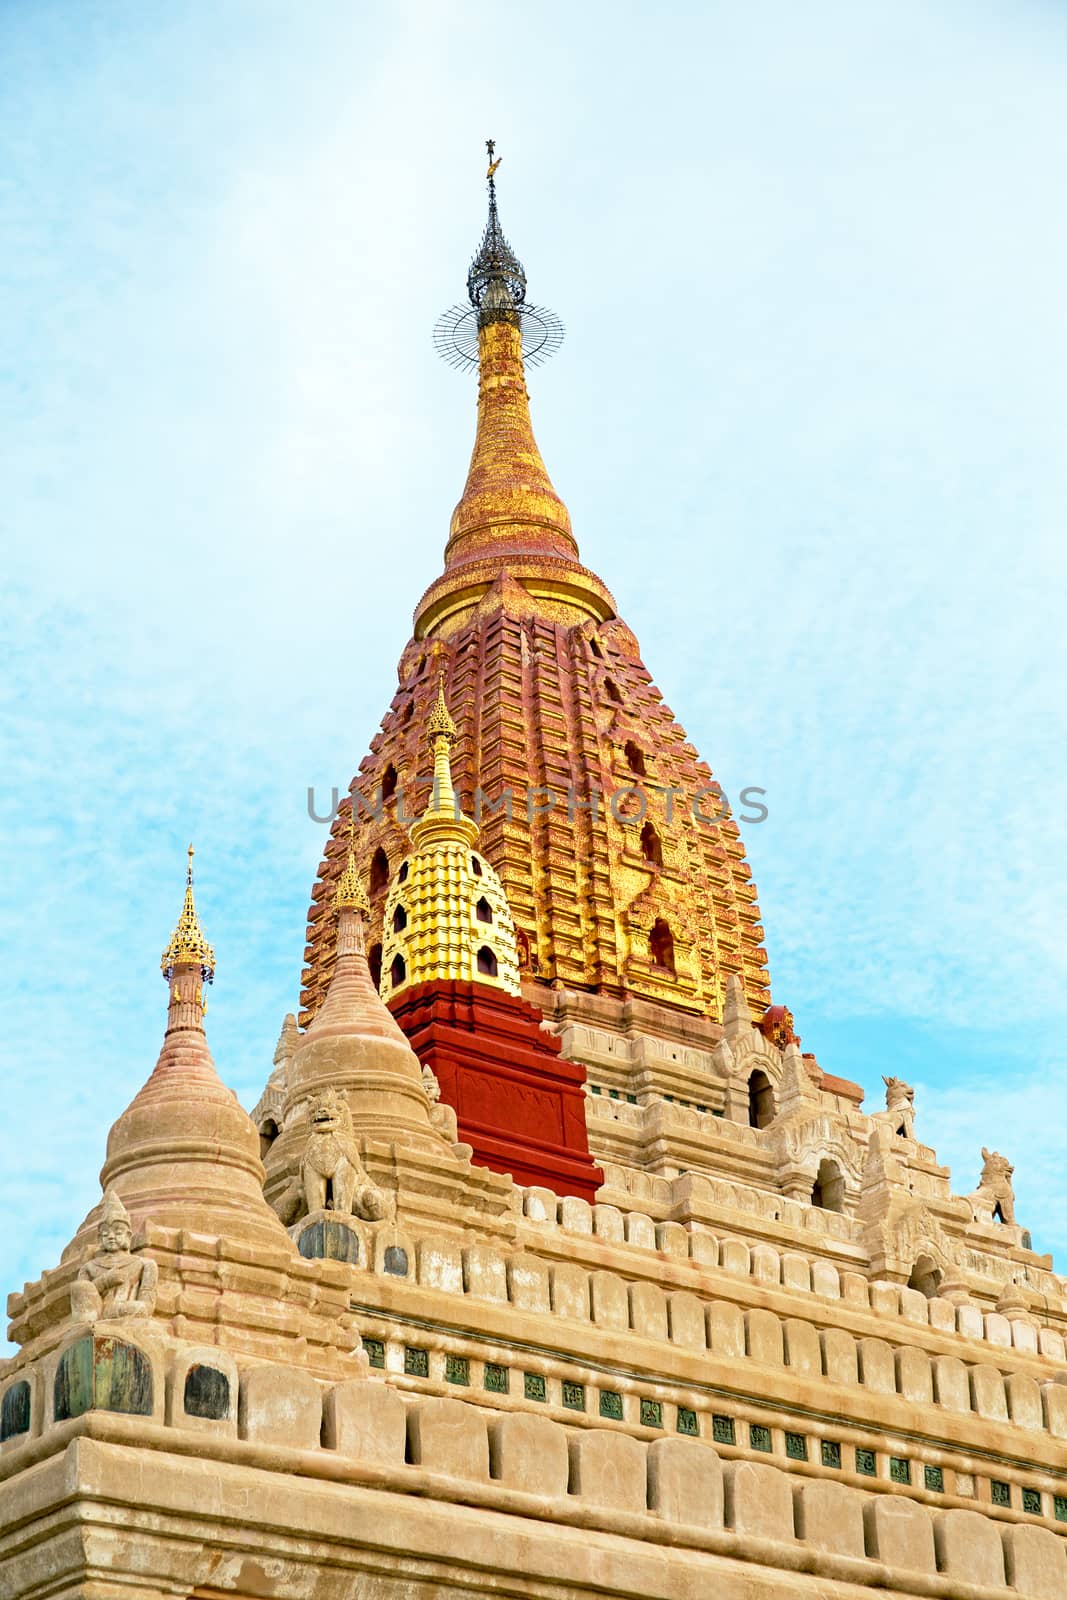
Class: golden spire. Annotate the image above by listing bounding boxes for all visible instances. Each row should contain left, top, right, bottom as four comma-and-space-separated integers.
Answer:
415, 146, 615, 638
333, 804, 370, 915
161, 845, 216, 983
380, 674, 521, 1001
411, 675, 478, 850
445, 143, 577, 573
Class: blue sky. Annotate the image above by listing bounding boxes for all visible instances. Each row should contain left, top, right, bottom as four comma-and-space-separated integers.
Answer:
2, 2, 1066, 1337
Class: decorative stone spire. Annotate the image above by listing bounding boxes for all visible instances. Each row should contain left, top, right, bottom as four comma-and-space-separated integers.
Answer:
263, 841, 452, 1214
65, 850, 291, 1259
380, 681, 520, 1000
721, 973, 752, 1043
305, 847, 405, 1045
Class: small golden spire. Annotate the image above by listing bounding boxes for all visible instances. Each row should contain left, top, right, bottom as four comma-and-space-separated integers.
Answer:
410, 677, 478, 850
334, 803, 370, 914
161, 844, 216, 983
427, 671, 458, 745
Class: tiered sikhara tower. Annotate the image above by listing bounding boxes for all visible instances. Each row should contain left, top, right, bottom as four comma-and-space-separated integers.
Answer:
2, 155, 1066, 1600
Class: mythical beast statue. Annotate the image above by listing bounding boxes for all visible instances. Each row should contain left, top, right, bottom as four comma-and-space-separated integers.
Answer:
275, 1089, 386, 1224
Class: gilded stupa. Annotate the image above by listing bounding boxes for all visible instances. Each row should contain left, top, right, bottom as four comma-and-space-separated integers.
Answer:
2, 149, 1066, 1600
301, 150, 770, 1030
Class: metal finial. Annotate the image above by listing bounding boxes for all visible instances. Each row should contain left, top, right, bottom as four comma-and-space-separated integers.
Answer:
467, 141, 526, 322
433, 142, 565, 372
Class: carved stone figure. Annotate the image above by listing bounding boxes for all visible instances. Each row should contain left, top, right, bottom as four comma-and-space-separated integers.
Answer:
969, 1148, 1016, 1225
881, 1076, 915, 1138
299, 1089, 385, 1221
421, 1063, 441, 1104
70, 1189, 158, 1323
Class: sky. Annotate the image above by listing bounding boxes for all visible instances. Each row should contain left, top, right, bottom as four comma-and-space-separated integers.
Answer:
2, 1, 1066, 1340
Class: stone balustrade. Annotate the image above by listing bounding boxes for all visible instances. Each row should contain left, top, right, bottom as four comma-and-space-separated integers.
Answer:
3, 1343, 1064, 1599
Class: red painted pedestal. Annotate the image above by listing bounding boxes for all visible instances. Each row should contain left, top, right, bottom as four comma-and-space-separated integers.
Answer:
387, 981, 604, 1203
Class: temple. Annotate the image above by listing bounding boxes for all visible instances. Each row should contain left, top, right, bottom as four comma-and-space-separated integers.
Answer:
2, 150, 1066, 1600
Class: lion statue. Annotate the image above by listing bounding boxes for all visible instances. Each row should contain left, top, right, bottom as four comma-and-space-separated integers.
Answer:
880, 1075, 915, 1138
969, 1148, 1015, 1226
276, 1089, 385, 1223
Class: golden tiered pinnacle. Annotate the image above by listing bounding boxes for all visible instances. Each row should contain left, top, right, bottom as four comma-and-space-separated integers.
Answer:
380, 681, 521, 999
426, 672, 458, 743
334, 808, 370, 916
160, 845, 215, 983
411, 676, 479, 851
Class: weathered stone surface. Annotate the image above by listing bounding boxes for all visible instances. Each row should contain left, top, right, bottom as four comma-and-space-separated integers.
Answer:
407, 1396, 489, 1481
863, 1496, 936, 1572
324, 1380, 406, 1464
629, 1280, 668, 1342
464, 1243, 507, 1301
795, 1479, 865, 1558
821, 1327, 858, 1385
933, 1355, 970, 1412
489, 1412, 568, 1496
933, 1509, 1006, 1586
239, 1366, 321, 1449
1006, 1371, 1043, 1430
750, 1243, 780, 1284
668, 1292, 706, 1351
857, 1336, 895, 1395
568, 1428, 646, 1512
895, 1345, 933, 1404
646, 1437, 723, 1526
745, 1308, 784, 1367
719, 1238, 750, 1276
969, 1364, 1008, 1422
550, 1262, 590, 1321
590, 1271, 629, 1330
783, 1318, 820, 1376
781, 1252, 811, 1292
507, 1255, 550, 1312
707, 1301, 746, 1359
1043, 1381, 1067, 1438
724, 1460, 794, 1541
1003, 1524, 1067, 1599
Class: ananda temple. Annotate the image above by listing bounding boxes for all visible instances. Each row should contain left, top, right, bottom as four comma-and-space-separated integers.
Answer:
2, 153, 1066, 1600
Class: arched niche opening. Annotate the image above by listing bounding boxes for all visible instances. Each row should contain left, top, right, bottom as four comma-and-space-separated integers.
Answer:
369, 847, 389, 896
390, 953, 406, 988
475, 896, 493, 924
747, 1069, 775, 1129
368, 942, 383, 991
604, 678, 622, 704
649, 918, 675, 975
476, 945, 498, 978
907, 1254, 943, 1299
398, 860, 409, 884
471, 855, 483, 876
381, 764, 397, 803
589, 636, 604, 659
640, 820, 663, 866
392, 904, 407, 933
624, 739, 646, 776
258, 1117, 279, 1161
811, 1157, 845, 1213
